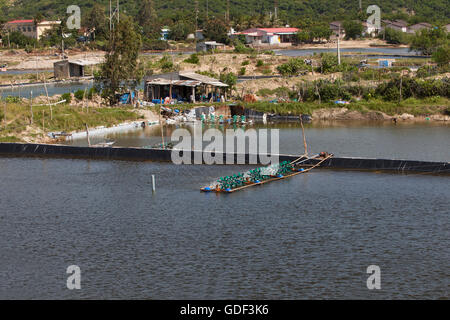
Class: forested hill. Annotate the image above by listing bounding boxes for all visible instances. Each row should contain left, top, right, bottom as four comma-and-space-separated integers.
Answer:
1, 0, 449, 26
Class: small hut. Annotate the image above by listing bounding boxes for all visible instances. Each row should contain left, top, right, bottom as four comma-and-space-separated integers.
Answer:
144, 71, 229, 103
53, 59, 101, 79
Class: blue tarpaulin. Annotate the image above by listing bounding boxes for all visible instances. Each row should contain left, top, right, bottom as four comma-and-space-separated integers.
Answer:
120, 92, 135, 104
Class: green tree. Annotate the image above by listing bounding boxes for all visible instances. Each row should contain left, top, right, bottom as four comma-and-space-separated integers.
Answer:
40, 22, 76, 48
277, 58, 310, 76
204, 18, 230, 44
8, 31, 38, 47
343, 20, 363, 40
410, 27, 447, 55
309, 24, 332, 42
85, 4, 108, 40
432, 44, 450, 67
33, 13, 44, 26
296, 30, 311, 43
219, 72, 237, 94
169, 22, 193, 41
380, 27, 406, 45
137, 0, 159, 38
99, 16, 143, 105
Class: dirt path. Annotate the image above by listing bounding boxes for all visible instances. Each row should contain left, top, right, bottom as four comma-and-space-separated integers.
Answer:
0, 49, 105, 70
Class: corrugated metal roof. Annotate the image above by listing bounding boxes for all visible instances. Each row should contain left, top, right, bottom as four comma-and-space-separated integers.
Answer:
146, 79, 202, 87
146, 72, 228, 87
179, 72, 229, 87
68, 58, 103, 66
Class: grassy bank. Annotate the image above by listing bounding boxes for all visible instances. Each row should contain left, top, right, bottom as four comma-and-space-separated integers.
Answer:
148, 97, 449, 117
0, 71, 53, 85
240, 97, 450, 116
0, 103, 143, 143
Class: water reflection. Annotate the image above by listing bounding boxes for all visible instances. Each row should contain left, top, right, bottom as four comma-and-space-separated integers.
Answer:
66, 121, 450, 162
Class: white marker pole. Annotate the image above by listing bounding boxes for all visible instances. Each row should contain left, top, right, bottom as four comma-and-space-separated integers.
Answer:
151, 175, 156, 193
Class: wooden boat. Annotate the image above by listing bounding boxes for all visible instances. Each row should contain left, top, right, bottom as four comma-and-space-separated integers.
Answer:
201, 167, 307, 193
200, 154, 333, 194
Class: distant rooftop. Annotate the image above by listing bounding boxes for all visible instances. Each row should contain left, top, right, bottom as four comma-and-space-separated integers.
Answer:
7, 19, 34, 24
238, 27, 299, 35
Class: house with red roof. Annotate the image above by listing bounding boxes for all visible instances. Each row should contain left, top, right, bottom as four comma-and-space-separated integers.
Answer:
4, 19, 61, 40
234, 27, 299, 46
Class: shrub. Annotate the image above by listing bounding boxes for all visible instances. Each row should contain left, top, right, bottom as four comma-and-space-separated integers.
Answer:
277, 58, 310, 76
184, 53, 200, 64
5, 96, 20, 103
256, 59, 264, 67
239, 67, 246, 76
159, 55, 176, 72
142, 38, 169, 51
74, 90, 86, 100
233, 41, 255, 54
256, 88, 273, 97
242, 60, 250, 66
87, 87, 98, 100
260, 67, 272, 75
219, 72, 238, 92
61, 93, 72, 104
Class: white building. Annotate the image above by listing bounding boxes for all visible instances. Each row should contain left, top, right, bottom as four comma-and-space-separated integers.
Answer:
4, 19, 61, 40
235, 27, 299, 46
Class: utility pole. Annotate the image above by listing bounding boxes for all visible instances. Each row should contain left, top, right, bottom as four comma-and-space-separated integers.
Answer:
117, 0, 120, 24
359, 0, 362, 11
109, 0, 112, 31
109, 0, 120, 32
206, 0, 209, 20
337, 25, 341, 65
226, 0, 230, 23
195, 0, 199, 47
274, 0, 278, 21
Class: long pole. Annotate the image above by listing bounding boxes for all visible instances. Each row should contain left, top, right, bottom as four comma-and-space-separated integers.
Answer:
300, 116, 308, 157
152, 175, 156, 193
85, 123, 91, 147
43, 79, 52, 119
159, 105, 165, 149
3, 98, 6, 130
109, 0, 112, 31
30, 91, 33, 124
337, 25, 341, 65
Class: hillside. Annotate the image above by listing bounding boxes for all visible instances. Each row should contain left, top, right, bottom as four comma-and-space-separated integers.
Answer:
1, 0, 449, 27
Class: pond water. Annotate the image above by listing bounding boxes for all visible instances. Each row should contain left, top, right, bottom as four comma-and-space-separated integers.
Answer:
67, 121, 450, 163
277, 47, 420, 57
0, 151, 448, 299
1, 121, 449, 299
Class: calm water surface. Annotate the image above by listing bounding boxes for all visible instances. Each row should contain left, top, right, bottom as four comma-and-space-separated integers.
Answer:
0, 158, 448, 299
1, 122, 449, 299
69, 122, 450, 162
